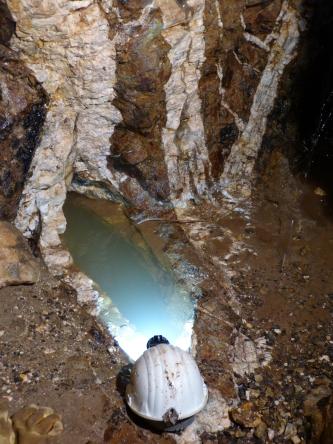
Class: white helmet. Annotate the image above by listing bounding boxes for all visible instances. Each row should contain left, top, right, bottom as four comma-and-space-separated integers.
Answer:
126, 339, 208, 423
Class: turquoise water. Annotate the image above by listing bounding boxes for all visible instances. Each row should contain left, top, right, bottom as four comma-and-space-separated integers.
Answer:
62, 195, 194, 360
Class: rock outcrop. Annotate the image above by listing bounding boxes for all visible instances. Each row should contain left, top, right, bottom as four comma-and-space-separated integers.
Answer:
0, 2, 47, 220
0, 220, 40, 288
2, 0, 301, 270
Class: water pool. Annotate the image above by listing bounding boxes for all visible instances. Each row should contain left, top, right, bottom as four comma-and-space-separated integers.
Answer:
62, 194, 195, 360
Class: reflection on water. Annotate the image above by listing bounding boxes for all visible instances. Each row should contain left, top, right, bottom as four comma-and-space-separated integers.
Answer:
62, 194, 195, 360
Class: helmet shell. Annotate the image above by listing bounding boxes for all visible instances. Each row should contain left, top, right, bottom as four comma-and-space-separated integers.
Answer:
126, 344, 208, 421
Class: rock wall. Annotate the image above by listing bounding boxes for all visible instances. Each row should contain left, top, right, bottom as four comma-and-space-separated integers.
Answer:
221, 1, 299, 197
0, 1, 47, 220
4, 0, 301, 270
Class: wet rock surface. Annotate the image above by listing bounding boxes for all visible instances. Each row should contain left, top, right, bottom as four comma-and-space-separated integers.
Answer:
190, 152, 333, 443
0, 154, 332, 443
0, 0, 332, 443
109, 7, 171, 203
0, 2, 47, 220
0, 43, 47, 220
125, 148, 332, 443
1, 0, 301, 270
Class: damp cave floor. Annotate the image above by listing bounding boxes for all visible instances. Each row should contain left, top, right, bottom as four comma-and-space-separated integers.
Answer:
0, 153, 333, 443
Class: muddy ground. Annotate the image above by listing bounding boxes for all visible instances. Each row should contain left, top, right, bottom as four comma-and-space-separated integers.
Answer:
195, 152, 333, 443
0, 151, 333, 443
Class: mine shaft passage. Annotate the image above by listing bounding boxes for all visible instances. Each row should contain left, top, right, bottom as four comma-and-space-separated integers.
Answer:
62, 193, 195, 360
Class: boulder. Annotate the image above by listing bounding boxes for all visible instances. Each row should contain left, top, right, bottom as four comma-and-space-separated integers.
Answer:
0, 221, 40, 288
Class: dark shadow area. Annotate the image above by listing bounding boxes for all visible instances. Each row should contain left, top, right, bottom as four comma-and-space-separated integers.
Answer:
116, 363, 133, 399
259, 0, 333, 219
293, 0, 333, 195
0, 0, 15, 46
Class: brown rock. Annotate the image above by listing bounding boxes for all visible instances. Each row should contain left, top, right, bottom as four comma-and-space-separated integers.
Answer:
0, 221, 40, 288
254, 419, 268, 441
230, 401, 262, 428
0, 0, 15, 45
243, 0, 283, 39
304, 379, 333, 444
109, 8, 171, 204
0, 44, 47, 220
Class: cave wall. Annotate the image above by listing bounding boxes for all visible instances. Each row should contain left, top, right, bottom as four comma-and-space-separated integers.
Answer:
255, 0, 333, 201
3, 0, 301, 271
0, 1, 47, 220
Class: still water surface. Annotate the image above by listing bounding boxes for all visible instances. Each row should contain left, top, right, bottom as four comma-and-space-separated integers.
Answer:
62, 194, 195, 360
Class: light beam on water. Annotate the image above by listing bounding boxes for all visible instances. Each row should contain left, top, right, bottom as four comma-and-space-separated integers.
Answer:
62, 194, 195, 360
